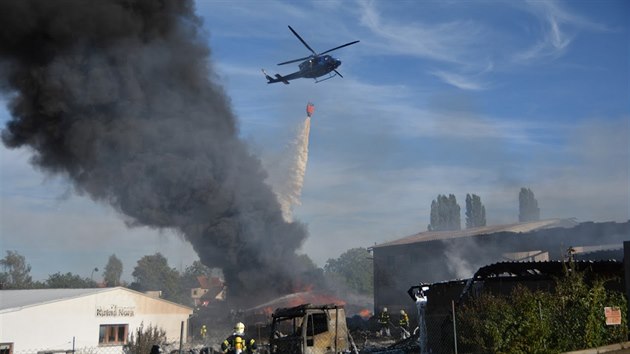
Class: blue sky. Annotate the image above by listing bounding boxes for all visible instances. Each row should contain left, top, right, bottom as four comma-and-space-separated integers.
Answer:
1, 0, 628, 281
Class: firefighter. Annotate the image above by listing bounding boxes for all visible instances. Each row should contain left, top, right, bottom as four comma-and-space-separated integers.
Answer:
200, 324, 208, 339
222, 322, 257, 354
377, 307, 391, 337
398, 310, 410, 339
415, 286, 429, 354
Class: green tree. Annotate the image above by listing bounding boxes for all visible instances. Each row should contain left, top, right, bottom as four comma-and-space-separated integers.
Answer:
519, 187, 540, 222
324, 248, 373, 295
130, 253, 185, 304
180, 260, 212, 290
429, 194, 461, 231
103, 254, 123, 287
45, 272, 97, 288
465, 194, 486, 228
0, 250, 33, 289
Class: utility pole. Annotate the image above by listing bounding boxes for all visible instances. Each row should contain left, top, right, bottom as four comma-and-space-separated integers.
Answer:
179, 321, 184, 354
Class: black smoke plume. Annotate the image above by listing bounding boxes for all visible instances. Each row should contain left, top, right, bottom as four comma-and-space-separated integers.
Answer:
0, 0, 313, 305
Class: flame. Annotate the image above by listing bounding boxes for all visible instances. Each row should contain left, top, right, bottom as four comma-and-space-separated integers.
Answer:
293, 282, 314, 293
262, 306, 274, 316
245, 290, 345, 316
359, 308, 371, 319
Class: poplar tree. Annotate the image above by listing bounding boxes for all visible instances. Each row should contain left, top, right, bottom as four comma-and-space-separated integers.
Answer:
465, 194, 487, 228
103, 254, 123, 287
519, 188, 540, 222
429, 194, 461, 231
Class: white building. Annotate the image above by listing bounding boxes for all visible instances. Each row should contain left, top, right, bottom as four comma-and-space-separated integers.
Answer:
0, 287, 193, 354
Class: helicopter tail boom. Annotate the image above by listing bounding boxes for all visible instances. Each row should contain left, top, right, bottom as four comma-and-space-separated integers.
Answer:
275, 74, 290, 84
262, 69, 291, 84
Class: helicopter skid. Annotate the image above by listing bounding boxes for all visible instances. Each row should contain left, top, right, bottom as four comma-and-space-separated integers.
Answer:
314, 72, 337, 83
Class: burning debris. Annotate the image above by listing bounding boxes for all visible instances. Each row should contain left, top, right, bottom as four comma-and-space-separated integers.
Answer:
0, 0, 316, 306
245, 290, 345, 317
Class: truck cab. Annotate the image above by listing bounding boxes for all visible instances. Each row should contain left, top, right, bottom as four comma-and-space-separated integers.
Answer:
269, 304, 349, 354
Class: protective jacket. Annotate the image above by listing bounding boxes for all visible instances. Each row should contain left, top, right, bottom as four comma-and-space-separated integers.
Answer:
200, 325, 207, 338
222, 333, 256, 354
378, 311, 390, 326
399, 312, 409, 328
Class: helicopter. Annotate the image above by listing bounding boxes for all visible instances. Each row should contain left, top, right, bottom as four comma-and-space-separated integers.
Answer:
262, 25, 359, 84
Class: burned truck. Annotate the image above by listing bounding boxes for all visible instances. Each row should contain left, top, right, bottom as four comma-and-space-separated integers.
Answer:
269, 304, 350, 354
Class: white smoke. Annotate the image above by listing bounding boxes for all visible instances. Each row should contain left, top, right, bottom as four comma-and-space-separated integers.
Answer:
443, 238, 479, 279
276, 116, 312, 221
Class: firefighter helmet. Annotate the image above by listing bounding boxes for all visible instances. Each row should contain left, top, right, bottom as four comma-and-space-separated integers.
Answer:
383, 307, 388, 312
234, 322, 245, 335
400, 310, 405, 315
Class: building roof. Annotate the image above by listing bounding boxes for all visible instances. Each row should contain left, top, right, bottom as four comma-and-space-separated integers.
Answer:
196, 275, 224, 290
197, 275, 210, 289
0, 287, 192, 314
373, 218, 578, 248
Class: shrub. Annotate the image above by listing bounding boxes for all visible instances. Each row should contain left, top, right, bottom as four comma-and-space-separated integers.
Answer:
126, 323, 168, 354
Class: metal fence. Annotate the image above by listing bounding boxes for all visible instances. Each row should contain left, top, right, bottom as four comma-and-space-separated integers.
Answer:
14, 347, 124, 354
406, 301, 481, 354
12, 342, 198, 354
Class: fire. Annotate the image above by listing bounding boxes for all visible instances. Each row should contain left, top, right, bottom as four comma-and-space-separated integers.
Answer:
245, 290, 345, 316
359, 308, 371, 319
262, 306, 274, 316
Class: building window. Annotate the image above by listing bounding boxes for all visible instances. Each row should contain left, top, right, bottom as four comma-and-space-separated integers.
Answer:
99, 324, 128, 345
0, 343, 13, 354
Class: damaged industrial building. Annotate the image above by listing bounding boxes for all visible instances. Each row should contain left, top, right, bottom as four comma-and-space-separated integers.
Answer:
367, 219, 629, 353
371, 219, 628, 313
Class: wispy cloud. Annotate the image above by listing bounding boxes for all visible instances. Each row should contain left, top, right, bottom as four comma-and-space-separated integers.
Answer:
197, 1, 309, 38
356, 2, 499, 90
358, 1, 485, 64
303, 76, 557, 144
514, 0, 607, 63
431, 70, 487, 91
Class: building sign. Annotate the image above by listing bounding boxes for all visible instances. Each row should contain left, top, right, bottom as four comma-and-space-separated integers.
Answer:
96, 304, 135, 317
604, 306, 621, 325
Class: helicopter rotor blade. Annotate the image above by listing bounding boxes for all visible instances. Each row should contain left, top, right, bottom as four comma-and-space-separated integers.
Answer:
277, 55, 312, 66
334, 69, 344, 78
288, 25, 317, 56
319, 40, 360, 56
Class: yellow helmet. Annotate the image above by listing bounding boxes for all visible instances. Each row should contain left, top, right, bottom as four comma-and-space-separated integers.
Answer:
234, 322, 245, 334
